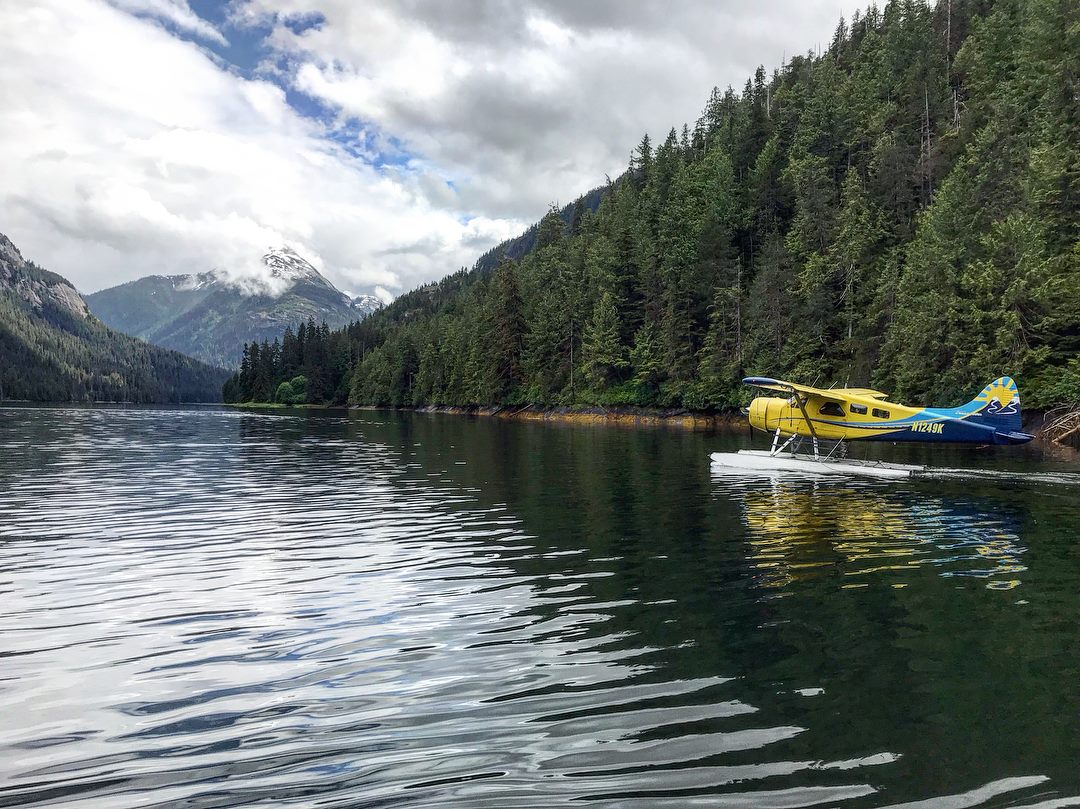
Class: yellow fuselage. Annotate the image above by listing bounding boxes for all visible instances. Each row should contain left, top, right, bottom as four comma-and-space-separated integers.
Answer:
747, 395, 924, 441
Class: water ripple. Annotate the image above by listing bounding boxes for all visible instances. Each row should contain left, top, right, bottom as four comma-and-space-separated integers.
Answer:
1, 406, 1078, 807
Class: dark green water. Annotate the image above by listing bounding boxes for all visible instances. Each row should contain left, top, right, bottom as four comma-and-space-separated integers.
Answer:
2, 405, 1080, 807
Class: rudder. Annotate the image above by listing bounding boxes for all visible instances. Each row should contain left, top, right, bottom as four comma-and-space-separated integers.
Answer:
964, 376, 1022, 431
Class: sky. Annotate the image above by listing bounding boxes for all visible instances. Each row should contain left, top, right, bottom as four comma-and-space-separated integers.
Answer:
0, 0, 854, 298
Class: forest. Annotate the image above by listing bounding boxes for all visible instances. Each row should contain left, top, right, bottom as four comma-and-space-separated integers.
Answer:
224, 0, 1079, 411
0, 293, 229, 403
222, 319, 354, 405
0, 233, 229, 404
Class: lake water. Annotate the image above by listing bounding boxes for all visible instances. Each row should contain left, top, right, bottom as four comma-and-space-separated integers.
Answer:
3, 405, 1080, 808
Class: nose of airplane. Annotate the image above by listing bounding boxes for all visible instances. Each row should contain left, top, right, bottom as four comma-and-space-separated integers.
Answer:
747, 397, 770, 432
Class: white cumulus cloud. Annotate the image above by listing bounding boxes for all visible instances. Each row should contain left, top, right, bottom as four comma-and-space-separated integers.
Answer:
107, 0, 229, 45
0, 0, 524, 295
239, 0, 858, 220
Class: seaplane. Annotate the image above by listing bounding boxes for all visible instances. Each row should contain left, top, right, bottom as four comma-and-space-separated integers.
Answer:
710, 376, 1034, 479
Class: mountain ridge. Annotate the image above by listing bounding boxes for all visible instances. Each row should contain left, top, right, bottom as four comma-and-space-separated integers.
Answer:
87, 249, 383, 367
0, 231, 228, 403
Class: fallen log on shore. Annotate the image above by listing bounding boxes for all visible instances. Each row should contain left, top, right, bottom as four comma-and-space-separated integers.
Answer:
1040, 406, 1080, 446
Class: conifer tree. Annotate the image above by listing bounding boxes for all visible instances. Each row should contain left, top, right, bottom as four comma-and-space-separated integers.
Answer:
630, 320, 665, 395
485, 259, 526, 398
581, 291, 627, 389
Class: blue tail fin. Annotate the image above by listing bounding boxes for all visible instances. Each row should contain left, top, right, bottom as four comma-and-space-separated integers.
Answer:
964, 377, 1022, 431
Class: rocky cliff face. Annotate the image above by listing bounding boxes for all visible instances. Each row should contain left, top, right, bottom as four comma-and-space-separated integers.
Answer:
0, 233, 90, 320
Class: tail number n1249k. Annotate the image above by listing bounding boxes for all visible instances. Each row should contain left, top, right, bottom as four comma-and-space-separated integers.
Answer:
911, 421, 943, 434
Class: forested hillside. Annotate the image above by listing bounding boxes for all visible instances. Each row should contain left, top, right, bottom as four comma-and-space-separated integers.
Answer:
226, 0, 1078, 410
0, 233, 229, 403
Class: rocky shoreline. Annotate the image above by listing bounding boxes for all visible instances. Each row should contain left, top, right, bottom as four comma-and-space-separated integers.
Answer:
359, 403, 744, 430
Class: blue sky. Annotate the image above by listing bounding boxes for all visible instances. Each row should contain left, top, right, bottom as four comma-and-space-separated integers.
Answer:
143, 3, 395, 162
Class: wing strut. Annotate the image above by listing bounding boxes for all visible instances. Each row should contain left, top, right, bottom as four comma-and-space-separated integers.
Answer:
792, 395, 820, 458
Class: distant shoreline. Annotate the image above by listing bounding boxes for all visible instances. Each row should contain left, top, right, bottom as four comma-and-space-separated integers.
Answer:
227, 400, 739, 428
406, 404, 742, 430
226, 401, 742, 429
224, 401, 1080, 445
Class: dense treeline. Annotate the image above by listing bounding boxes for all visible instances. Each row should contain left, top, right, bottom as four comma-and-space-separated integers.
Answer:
0, 291, 228, 403
223, 319, 356, 405
228, 0, 1079, 410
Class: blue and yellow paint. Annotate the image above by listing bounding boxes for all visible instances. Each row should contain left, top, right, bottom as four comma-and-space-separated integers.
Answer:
745, 376, 1033, 445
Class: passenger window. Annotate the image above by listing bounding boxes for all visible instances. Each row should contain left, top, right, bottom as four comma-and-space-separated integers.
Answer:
872, 408, 891, 419
850, 403, 868, 415
819, 402, 845, 417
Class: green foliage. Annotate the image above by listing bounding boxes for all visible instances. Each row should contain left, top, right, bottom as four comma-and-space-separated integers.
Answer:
1036, 358, 1080, 407
224, 318, 353, 405
630, 320, 665, 397
231, 0, 1079, 412
581, 291, 627, 389
274, 375, 308, 405
484, 259, 526, 399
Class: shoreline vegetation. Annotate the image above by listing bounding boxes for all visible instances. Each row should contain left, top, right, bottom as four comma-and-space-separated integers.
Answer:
225, 401, 1080, 450
410, 404, 743, 430
225, 400, 743, 429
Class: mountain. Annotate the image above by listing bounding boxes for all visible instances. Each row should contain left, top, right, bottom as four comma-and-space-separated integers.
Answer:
350, 293, 383, 314
84, 272, 218, 339
86, 248, 382, 367
226, 0, 1079, 411
0, 232, 228, 403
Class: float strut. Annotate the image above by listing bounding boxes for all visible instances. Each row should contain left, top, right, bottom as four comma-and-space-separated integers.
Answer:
771, 431, 799, 457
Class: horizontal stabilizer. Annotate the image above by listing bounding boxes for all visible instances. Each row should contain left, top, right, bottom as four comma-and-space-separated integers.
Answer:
996, 430, 1035, 444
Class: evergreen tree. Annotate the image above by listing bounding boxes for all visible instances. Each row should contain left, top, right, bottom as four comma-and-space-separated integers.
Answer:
484, 259, 526, 398
581, 291, 627, 389
630, 320, 665, 395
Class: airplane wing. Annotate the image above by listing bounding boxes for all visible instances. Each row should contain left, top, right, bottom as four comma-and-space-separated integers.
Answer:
742, 376, 847, 403
836, 387, 890, 400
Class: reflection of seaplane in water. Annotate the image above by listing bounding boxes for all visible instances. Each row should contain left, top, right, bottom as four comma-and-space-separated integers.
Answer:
720, 477, 1027, 590
711, 376, 1034, 479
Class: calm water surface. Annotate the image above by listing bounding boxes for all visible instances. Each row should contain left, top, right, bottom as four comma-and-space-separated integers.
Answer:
2, 405, 1080, 808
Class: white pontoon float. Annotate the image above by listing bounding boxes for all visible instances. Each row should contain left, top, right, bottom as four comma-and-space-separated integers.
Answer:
710, 449, 924, 479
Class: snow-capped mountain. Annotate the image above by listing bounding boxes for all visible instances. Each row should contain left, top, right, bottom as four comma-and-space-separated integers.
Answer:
86, 248, 385, 367
350, 293, 383, 318
263, 246, 326, 286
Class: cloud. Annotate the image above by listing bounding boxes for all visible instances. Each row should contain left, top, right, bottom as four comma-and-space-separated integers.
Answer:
0, 0, 857, 298
107, 0, 228, 45
240, 0, 857, 220
0, 0, 524, 295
